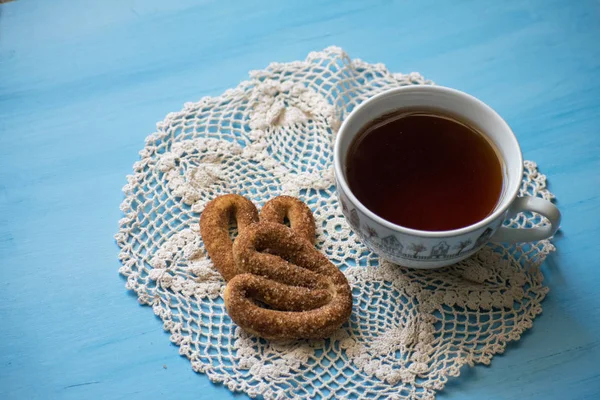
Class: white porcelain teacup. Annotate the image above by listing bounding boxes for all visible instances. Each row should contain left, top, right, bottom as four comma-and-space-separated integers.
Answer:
334, 86, 561, 269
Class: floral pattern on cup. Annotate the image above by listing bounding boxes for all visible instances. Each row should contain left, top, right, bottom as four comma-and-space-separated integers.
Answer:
339, 198, 500, 266
357, 223, 487, 262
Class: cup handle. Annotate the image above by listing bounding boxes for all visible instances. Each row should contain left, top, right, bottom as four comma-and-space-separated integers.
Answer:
490, 196, 561, 243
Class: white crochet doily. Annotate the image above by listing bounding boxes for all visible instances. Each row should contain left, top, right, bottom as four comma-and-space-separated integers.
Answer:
116, 47, 556, 399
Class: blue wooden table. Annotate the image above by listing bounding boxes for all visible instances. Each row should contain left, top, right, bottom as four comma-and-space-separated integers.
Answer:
1, 0, 599, 399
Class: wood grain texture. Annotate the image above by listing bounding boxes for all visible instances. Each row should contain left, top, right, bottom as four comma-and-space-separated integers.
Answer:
1, 0, 599, 399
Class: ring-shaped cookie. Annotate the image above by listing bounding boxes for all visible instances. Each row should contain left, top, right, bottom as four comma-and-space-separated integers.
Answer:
225, 222, 353, 340
200, 194, 259, 281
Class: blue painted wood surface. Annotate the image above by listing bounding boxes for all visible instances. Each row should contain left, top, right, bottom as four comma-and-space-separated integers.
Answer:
1, 0, 599, 398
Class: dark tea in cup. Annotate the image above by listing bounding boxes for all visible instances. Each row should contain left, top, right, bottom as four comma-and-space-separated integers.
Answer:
345, 109, 503, 231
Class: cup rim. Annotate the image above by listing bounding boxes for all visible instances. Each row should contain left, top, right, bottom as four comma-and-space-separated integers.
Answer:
333, 85, 524, 238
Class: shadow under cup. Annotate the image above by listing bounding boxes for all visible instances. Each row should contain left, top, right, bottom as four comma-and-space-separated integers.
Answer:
333, 85, 558, 269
